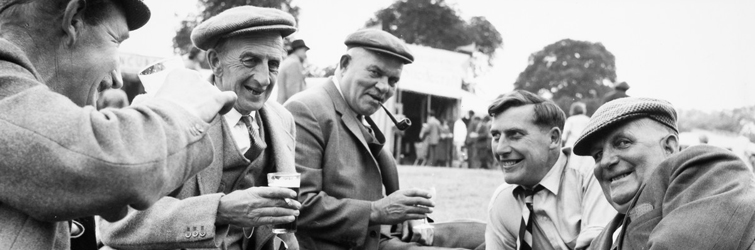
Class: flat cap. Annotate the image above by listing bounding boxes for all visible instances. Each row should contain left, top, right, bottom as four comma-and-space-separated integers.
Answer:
191, 6, 296, 50
573, 97, 678, 156
118, 0, 150, 31
345, 29, 414, 64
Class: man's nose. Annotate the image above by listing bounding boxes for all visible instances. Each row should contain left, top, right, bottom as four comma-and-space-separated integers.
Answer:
111, 69, 123, 89
493, 139, 512, 156
253, 64, 271, 87
375, 77, 391, 93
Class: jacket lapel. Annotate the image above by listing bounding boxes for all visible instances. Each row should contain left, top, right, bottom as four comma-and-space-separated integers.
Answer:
323, 80, 380, 169
258, 103, 296, 173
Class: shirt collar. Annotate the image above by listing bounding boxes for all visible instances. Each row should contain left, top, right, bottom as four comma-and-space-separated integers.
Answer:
537, 150, 568, 195
223, 108, 257, 126
332, 75, 346, 100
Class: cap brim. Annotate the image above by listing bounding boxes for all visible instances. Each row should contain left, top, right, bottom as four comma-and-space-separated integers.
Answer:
361, 46, 413, 64
224, 25, 297, 39
572, 113, 645, 156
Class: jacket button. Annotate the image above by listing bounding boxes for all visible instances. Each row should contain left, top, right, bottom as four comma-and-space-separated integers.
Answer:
199, 232, 207, 237
369, 231, 377, 238
192, 231, 199, 237
184, 232, 191, 238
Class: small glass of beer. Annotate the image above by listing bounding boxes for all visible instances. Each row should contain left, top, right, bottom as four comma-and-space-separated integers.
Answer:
267, 172, 301, 234
137, 56, 184, 95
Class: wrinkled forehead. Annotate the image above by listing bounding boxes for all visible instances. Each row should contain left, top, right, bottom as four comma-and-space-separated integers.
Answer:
349, 48, 403, 75
216, 32, 285, 57
588, 118, 669, 152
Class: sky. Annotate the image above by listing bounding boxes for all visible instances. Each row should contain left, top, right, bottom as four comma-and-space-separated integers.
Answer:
120, 0, 755, 111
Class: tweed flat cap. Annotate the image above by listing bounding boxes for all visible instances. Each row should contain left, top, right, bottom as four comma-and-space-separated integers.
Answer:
191, 6, 296, 50
572, 97, 678, 156
118, 0, 150, 31
345, 29, 414, 64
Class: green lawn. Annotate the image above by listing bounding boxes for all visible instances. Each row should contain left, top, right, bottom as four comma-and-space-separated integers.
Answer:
396, 165, 509, 223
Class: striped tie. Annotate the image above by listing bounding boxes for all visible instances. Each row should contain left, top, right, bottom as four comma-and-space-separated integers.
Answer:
241, 115, 266, 149
517, 185, 544, 250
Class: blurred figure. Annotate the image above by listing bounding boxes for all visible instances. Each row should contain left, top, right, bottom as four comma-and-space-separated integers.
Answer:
436, 119, 453, 167
465, 116, 482, 168
452, 117, 468, 168
96, 88, 129, 109
277, 39, 309, 104
574, 97, 755, 250
182, 46, 206, 71
420, 111, 442, 166
462, 110, 475, 127
601, 81, 630, 105
485, 90, 613, 250
0, 0, 236, 248
698, 134, 709, 144
471, 116, 493, 169
562, 101, 589, 148
99, 6, 301, 249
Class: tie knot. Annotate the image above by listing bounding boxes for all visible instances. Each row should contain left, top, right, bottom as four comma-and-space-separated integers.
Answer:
241, 115, 254, 128
517, 185, 544, 204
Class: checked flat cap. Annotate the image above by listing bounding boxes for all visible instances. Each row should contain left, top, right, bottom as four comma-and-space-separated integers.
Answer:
572, 97, 678, 156
191, 6, 296, 50
345, 29, 414, 64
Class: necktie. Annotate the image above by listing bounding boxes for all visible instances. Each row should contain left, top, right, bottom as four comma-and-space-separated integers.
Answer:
241, 115, 266, 155
517, 185, 544, 250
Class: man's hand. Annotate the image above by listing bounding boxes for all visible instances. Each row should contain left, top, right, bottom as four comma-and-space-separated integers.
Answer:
216, 187, 301, 228
370, 189, 434, 225
154, 68, 236, 122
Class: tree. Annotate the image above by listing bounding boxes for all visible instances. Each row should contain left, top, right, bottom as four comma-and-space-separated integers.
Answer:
366, 0, 502, 58
514, 39, 616, 115
172, 0, 300, 55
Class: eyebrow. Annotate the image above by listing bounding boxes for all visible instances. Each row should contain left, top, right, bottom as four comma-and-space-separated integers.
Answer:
239, 51, 281, 61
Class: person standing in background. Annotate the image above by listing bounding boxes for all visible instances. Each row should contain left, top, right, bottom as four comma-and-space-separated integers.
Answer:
562, 102, 589, 148
277, 39, 309, 104
421, 111, 442, 166
601, 81, 630, 105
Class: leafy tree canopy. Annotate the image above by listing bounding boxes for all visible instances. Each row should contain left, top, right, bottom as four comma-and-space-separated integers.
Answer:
514, 39, 616, 115
366, 0, 502, 58
173, 0, 300, 55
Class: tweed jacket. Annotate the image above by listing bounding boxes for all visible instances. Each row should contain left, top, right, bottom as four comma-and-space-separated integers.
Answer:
420, 116, 441, 145
284, 79, 401, 250
99, 101, 297, 250
0, 38, 216, 250
588, 145, 755, 250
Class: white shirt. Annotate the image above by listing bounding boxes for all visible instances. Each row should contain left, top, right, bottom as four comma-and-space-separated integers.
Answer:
562, 114, 590, 148
485, 151, 616, 250
223, 108, 258, 154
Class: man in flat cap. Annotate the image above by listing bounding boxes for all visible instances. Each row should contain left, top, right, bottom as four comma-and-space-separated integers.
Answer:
484, 90, 614, 250
572, 97, 755, 250
284, 29, 476, 250
99, 6, 301, 250
600, 81, 630, 105
277, 39, 309, 104
0, 0, 237, 249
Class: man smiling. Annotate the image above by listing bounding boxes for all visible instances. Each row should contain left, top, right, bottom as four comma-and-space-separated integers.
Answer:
485, 90, 615, 250
573, 97, 755, 250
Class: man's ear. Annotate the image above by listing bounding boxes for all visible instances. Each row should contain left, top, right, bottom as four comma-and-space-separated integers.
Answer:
661, 134, 680, 155
62, 0, 87, 46
548, 127, 562, 149
339, 54, 351, 71
206, 49, 222, 78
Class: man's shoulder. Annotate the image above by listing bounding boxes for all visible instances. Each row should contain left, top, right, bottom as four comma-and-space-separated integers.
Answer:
285, 82, 332, 107
488, 183, 516, 210
658, 144, 748, 176
564, 149, 596, 177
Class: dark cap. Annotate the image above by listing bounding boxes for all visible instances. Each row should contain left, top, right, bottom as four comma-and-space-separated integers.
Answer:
573, 97, 678, 156
119, 0, 151, 31
344, 29, 413, 64
615, 81, 630, 90
190, 6, 296, 50
290, 39, 309, 51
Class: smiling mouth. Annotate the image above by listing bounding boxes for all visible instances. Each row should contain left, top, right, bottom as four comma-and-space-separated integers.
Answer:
610, 173, 631, 182
244, 86, 264, 95
499, 159, 523, 167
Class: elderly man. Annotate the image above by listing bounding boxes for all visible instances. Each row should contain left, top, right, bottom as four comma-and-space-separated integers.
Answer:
0, 0, 236, 249
99, 6, 301, 250
573, 97, 755, 250
285, 29, 479, 250
485, 90, 615, 250
277, 39, 309, 104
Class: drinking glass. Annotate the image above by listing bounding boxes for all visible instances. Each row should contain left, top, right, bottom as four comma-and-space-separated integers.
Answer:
137, 57, 184, 95
267, 172, 301, 234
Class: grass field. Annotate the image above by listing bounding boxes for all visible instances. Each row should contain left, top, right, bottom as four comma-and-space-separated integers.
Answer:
396, 165, 509, 223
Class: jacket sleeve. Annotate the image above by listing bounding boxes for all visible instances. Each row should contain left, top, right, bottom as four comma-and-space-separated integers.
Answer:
0, 80, 215, 222
98, 193, 227, 249
284, 99, 374, 248
645, 146, 755, 250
